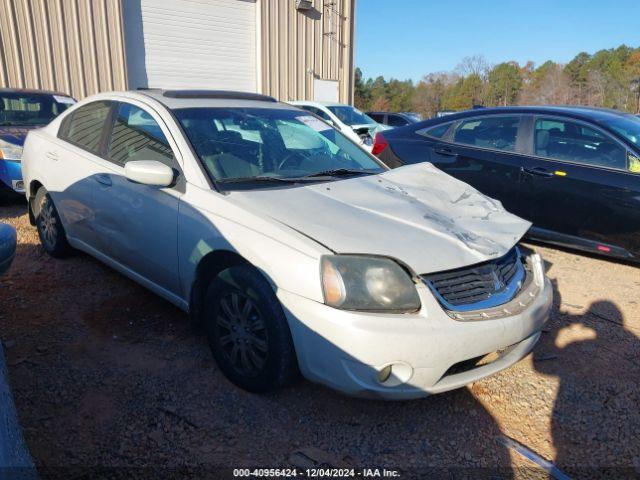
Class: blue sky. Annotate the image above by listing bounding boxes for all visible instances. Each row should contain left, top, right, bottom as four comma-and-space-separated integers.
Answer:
355, 0, 640, 82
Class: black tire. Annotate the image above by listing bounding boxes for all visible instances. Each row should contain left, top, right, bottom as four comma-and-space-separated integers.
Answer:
34, 187, 71, 258
204, 265, 299, 393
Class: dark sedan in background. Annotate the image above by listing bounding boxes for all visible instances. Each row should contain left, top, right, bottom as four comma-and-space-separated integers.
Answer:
367, 111, 422, 128
373, 106, 640, 262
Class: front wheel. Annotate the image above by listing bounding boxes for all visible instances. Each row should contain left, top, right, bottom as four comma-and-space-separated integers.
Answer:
204, 265, 299, 393
34, 187, 71, 257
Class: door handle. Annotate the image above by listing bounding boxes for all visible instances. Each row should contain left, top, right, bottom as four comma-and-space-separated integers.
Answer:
521, 166, 554, 178
46, 150, 59, 161
434, 147, 458, 157
95, 174, 112, 186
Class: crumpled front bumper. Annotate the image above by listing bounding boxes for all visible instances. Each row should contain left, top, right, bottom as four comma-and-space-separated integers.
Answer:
278, 260, 552, 400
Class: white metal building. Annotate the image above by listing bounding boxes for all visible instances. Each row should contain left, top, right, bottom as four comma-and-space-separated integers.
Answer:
0, 0, 356, 103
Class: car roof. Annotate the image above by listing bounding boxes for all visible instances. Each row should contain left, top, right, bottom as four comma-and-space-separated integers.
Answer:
429, 105, 638, 124
135, 89, 300, 111
0, 87, 72, 97
290, 100, 346, 108
367, 111, 412, 116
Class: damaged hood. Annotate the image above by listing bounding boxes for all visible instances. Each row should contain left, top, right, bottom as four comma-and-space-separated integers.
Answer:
228, 163, 531, 274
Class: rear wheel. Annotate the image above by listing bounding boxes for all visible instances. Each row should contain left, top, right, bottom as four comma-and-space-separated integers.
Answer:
34, 187, 71, 257
204, 265, 299, 393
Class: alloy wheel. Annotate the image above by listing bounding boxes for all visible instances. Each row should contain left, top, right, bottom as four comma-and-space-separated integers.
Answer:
215, 292, 269, 376
39, 198, 58, 249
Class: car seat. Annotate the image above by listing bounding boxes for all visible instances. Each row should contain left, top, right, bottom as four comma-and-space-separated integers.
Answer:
535, 130, 550, 156
455, 129, 476, 146
204, 131, 263, 179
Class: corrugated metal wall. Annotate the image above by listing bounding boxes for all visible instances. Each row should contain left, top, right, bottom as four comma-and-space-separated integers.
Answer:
260, 0, 355, 103
0, 0, 127, 99
0, 0, 355, 103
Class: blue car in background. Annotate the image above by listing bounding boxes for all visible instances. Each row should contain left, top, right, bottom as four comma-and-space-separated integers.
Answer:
0, 89, 75, 197
0, 223, 16, 275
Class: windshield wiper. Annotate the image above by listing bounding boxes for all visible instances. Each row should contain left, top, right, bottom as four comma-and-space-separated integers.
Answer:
219, 169, 377, 186
302, 168, 377, 178
219, 175, 313, 184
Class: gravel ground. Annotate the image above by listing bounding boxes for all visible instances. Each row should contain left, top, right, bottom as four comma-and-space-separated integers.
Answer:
1, 198, 639, 479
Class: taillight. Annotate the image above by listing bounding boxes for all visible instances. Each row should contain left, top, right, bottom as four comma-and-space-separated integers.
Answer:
371, 132, 388, 156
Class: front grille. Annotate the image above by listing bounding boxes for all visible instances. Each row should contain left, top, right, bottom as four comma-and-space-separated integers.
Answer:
422, 247, 525, 312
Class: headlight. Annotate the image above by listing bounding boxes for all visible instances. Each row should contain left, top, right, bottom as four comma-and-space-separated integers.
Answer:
321, 255, 421, 312
0, 140, 23, 161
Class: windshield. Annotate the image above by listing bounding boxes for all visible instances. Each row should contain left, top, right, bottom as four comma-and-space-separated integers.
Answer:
174, 107, 385, 186
599, 115, 640, 148
403, 112, 423, 122
0, 92, 74, 126
326, 106, 377, 126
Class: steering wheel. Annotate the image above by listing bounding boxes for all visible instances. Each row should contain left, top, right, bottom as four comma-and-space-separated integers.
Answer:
192, 138, 225, 156
278, 151, 306, 171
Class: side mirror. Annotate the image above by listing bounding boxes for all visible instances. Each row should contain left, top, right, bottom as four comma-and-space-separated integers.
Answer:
124, 160, 174, 187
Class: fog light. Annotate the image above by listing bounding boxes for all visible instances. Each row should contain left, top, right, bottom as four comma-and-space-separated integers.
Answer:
375, 362, 413, 387
12, 180, 24, 191
378, 365, 392, 383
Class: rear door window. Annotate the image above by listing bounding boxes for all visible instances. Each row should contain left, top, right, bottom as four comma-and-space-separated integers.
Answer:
418, 122, 453, 139
300, 105, 331, 121
453, 116, 521, 152
534, 118, 627, 170
387, 114, 409, 127
59, 101, 111, 155
107, 103, 175, 167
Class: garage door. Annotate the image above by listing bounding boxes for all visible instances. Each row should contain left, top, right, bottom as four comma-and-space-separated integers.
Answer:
125, 0, 257, 92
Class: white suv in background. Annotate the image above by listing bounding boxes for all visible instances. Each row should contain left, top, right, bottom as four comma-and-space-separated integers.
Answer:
289, 100, 388, 152
21, 90, 552, 399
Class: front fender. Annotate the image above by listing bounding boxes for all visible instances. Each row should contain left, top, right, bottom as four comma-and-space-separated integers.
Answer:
178, 186, 330, 305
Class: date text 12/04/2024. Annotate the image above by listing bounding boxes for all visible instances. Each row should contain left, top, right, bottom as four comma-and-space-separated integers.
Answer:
232, 468, 401, 477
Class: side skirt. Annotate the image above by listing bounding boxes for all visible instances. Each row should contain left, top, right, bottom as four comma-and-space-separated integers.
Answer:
525, 227, 636, 262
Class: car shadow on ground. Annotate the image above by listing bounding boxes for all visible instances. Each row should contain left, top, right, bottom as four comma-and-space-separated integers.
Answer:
0, 195, 27, 219
533, 279, 640, 478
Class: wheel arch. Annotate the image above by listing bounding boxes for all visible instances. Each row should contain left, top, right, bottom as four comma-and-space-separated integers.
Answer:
27, 180, 45, 225
189, 249, 254, 326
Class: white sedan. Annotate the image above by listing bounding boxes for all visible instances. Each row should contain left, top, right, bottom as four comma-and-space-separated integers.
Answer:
289, 100, 389, 152
21, 90, 552, 399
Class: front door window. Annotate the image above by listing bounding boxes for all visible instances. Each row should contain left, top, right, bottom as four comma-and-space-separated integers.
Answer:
534, 118, 626, 170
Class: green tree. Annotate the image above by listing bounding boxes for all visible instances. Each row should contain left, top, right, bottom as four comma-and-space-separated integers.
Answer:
353, 44, 640, 117
487, 62, 522, 106
386, 79, 414, 111
353, 67, 370, 110
443, 74, 484, 110
412, 73, 453, 118
625, 51, 640, 113
564, 52, 591, 103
